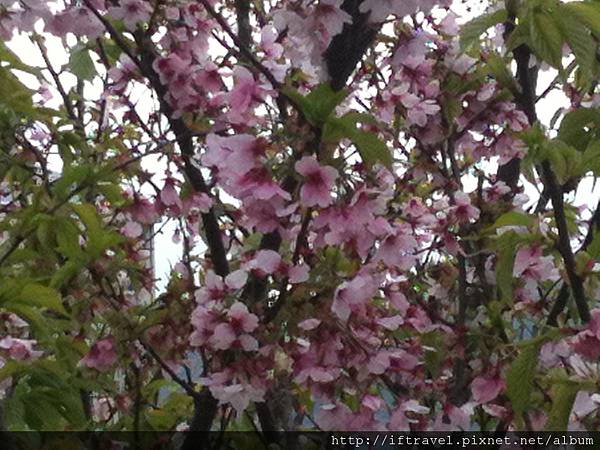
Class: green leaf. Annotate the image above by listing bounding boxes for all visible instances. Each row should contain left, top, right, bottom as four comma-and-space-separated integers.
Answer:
54, 217, 84, 260
72, 203, 102, 235
580, 140, 600, 176
282, 83, 347, 125
52, 164, 94, 199
351, 130, 392, 169
0, 280, 66, 315
488, 211, 534, 231
100, 39, 122, 64
505, 14, 531, 51
0, 359, 24, 382
323, 113, 392, 168
507, 344, 539, 419
554, 7, 597, 84
0, 41, 42, 76
16, 284, 66, 315
72, 203, 123, 258
144, 408, 177, 430
442, 97, 462, 126
322, 112, 378, 142
528, 10, 564, 68
494, 231, 525, 304
0, 67, 35, 115
539, 140, 582, 184
421, 331, 445, 377
587, 231, 600, 260
558, 108, 600, 151
562, 2, 600, 36
50, 260, 82, 289
305, 84, 347, 123
69, 48, 96, 81
3, 393, 27, 430
460, 9, 508, 50
242, 232, 263, 252
545, 382, 579, 431
506, 334, 554, 423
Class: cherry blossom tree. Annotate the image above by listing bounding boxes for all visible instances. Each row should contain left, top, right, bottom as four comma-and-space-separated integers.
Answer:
1, 0, 600, 446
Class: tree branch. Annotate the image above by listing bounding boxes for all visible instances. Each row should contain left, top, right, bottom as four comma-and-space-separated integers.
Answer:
541, 162, 590, 322
547, 199, 600, 326
497, 8, 538, 189
500, 6, 590, 323
235, 0, 251, 51
325, 0, 379, 90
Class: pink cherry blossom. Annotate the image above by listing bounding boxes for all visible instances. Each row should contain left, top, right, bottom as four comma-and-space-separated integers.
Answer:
295, 156, 338, 208
203, 133, 265, 175
471, 375, 505, 404
189, 306, 220, 347
294, 366, 340, 384
571, 309, 600, 359
246, 250, 282, 276
208, 302, 259, 352
288, 264, 310, 283
121, 221, 143, 238
109, 0, 152, 30
241, 197, 288, 233
376, 225, 418, 270
388, 400, 430, 430
231, 167, 291, 201
4, 0, 598, 435
126, 196, 158, 224
203, 372, 266, 414
160, 178, 183, 210
80, 338, 118, 372
298, 318, 321, 331
513, 246, 560, 282
571, 392, 600, 426
572, 342, 600, 374
431, 404, 473, 431
228, 302, 259, 333
331, 274, 378, 322
195, 270, 247, 305
225, 270, 248, 290
0, 337, 42, 360
260, 26, 283, 59
376, 315, 404, 330
210, 382, 265, 414
407, 99, 441, 127
227, 66, 266, 124
367, 349, 419, 374
451, 191, 480, 222
182, 192, 213, 215
210, 323, 237, 350
315, 0, 352, 43
483, 181, 511, 202
71, 7, 104, 37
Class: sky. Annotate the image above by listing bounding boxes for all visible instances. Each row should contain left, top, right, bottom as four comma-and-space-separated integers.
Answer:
5, 0, 600, 292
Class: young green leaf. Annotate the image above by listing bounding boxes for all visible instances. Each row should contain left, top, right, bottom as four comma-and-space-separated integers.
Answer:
69, 48, 96, 81
323, 113, 391, 168
494, 231, 525, 304
282, 83, 347, 125
506, 333, 558, 424
528, 10, 564, 69
558, 108, 600, 151
487, 211, 534, 232
554, 8, 597, 83
545, 381, 579, 431
460, 9, 508, 50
